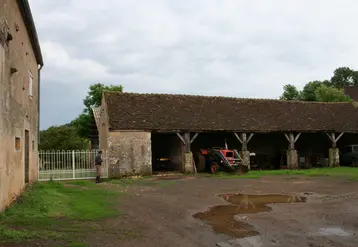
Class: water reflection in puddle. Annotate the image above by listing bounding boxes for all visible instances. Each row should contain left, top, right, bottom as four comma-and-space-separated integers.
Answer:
193, 193, 306, 238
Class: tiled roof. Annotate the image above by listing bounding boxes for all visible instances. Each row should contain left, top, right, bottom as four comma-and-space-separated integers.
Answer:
104, 92, 358, 133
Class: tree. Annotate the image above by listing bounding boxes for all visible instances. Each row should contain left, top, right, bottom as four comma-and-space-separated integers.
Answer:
330, 67, 358, 89
83, 83, 123, 113
39, 124, 90, 150
300, 80, 330, 101
72, 83, 123, 139
315, 85, 352, 102
280, 67, 358, 102
280, 84, 300, 100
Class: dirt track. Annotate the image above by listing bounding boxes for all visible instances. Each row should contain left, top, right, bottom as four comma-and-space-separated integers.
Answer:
84, 175, 358, 247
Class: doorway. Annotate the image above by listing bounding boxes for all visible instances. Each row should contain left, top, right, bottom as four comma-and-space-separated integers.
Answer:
25, 130, 30, 183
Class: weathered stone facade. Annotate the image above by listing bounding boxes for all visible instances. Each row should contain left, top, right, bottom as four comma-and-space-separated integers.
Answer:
0, 0, 42, 211
107, 132, 152, 177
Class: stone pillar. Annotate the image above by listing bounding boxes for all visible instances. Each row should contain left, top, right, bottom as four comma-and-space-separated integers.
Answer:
183, 152, 194, 173
240, 151, 251, 170
287, 149, 298, 169
329, 148, 340, 167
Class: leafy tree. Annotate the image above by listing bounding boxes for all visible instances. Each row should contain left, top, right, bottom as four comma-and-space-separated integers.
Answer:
315, 85, 352, 102
39, 124, 90, 150
280, 67, 358, 102
330, 67, 358, 89
300, 80, 330, 101
72, 83, 123, 139
83, 83, 123, 113
280, 84, 300, 100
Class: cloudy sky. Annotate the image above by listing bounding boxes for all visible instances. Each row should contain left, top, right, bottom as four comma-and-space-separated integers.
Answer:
28, 0, 358, 130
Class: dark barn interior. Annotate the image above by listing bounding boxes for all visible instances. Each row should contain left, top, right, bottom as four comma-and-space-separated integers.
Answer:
151, 131, 358, 173
151, 133, 183, 173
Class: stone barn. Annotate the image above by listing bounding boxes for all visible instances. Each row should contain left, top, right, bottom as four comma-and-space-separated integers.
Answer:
93, 92, 358, 177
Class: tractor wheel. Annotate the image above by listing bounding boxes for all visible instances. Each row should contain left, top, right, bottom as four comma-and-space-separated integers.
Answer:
210, 162, 219, 174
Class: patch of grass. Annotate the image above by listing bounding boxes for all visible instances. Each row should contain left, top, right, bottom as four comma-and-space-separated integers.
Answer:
0, 180, 120, 244
212, 167, 358, 180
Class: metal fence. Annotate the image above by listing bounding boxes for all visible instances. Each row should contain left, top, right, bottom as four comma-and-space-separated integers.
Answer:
38, 149, 108, 181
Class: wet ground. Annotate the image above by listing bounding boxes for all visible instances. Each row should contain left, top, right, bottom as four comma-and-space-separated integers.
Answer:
87, 174, 358, 247
15, 174, 358, 247
193, 193, 306, 239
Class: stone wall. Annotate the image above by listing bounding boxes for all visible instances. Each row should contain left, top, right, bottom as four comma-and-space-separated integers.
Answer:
98, 97, 109, 151
0, 0, 39, 211
108, 132, 152, 177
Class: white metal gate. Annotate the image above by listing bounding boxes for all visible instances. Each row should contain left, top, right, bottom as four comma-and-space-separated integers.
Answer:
38, 149, 108, 181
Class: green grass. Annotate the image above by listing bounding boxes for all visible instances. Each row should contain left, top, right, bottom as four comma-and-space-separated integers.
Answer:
211, 167, 358, 180
0, 180, 120, 244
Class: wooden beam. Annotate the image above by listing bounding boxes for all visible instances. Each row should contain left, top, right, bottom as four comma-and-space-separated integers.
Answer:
190, 133, 199, 144
176, 133, 186, 145
234, 132, 243, 143
294, 133, 301, 143
335, 132, 344, 142
326, 132, 344, 148
247, 133, 254, 144
285, 133, 300, 150
242, 133, 247, 151
326, 133, 334, 142
184, 132, 191, 152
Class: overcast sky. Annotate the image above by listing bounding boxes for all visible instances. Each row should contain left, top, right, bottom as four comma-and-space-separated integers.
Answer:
29, 0, 358, 130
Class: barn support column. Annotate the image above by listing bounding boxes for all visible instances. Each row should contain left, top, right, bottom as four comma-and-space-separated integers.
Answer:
176, 132, 199, 173
326, 132, 344, 167
234, 133, 254, 170
284, 133, 301, 169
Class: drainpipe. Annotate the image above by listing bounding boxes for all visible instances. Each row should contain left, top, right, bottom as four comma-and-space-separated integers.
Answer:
38, 64, 43, 144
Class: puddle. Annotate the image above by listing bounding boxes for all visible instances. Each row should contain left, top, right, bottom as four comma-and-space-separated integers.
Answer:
193, 193, 306, 239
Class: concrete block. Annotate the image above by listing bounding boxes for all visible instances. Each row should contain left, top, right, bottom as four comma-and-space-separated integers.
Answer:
287, 149, 298, 169
329, 148, 340, 167
240, 151, 251, 170
183, 152, 194, 173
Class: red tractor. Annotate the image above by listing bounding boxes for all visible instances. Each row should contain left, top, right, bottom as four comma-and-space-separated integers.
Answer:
195, 147, 245, 174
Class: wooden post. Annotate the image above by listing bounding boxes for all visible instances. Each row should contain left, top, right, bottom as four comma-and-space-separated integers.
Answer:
284, 133, 301, 150
184, 132, 190, 152
176, 132, 192, 152
234, 132, 254, 151
326, 132, 344, 148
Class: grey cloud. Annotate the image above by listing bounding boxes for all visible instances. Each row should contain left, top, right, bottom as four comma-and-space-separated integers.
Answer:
29, 0, 358, 129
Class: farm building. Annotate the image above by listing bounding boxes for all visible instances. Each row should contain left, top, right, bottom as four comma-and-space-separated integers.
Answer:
92, 92, 358, 177
0, 0, 43, 211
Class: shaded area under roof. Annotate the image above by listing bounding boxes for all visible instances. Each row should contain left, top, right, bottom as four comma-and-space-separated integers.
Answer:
104, 92, 358, 133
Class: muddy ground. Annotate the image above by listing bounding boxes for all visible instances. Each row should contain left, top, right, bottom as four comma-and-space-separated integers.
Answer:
85, 175, 358, 247
10, 175, 358, 247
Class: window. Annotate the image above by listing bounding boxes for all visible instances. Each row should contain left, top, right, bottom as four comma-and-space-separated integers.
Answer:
28, 70, 33, 97
32, 141, 35, 151
15, 137, 21, 150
